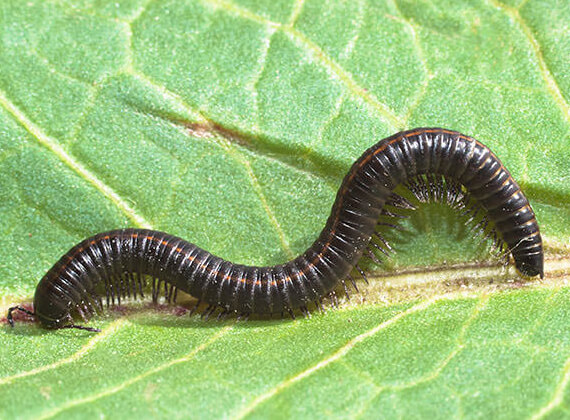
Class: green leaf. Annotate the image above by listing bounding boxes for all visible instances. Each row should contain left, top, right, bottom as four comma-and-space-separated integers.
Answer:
1, 0, 569, 418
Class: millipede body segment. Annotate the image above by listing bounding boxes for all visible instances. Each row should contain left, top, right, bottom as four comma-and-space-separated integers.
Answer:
8, 128, 543, 330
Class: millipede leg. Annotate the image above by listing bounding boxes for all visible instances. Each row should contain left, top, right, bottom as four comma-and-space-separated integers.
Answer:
217, 308, 230, 321
129, 273, 137, 300
436, 174, 445, 202
151, 278, 159, 303
164, 280, 169, 301
76, 306, 89, 323
376, 222, 406, 231
60, 324, 101, 333
314, 299, 324, 312
189, 300, 202, 316
355, 264, 369, 285
237, 312, 250, 321
85, 293, 99, 317
365, 248, 382, 264
137, 272, 145, 299
387, 192, 416, 210
110, 278, 117, 306
426, 173, 436, 201
115, 277, 122, 306
329, 291, 338, 308
201, 304, 216, 320
122, 273, 130, 300
494, 241, 511, 266
447, 179, 464, 208
341, 279, 351, 300
381, 208, 409, 219
104, 278, 111, 308
373, 231, 393, 252
7, 306, 35, 327
471, 216, 491, 244
464, 207, 481, 226
369, 240, 389, 257
347, 273, 359, 293
167, 284, 175, 303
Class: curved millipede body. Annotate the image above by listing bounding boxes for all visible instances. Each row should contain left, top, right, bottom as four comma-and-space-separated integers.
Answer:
7, 128, 543, 330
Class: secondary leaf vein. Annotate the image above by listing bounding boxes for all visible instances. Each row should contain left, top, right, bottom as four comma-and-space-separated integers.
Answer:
531, 353, 570, 419
0, 319, 126, 386
488, 0, 570, 125
203, 0, 404, 130
0, 89, 152, 229
233, 295, 456, 419
36, 325, 234, 420
382, 295, 489, 394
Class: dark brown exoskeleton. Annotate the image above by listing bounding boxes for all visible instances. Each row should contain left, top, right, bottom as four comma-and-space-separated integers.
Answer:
7, 128, 543, 331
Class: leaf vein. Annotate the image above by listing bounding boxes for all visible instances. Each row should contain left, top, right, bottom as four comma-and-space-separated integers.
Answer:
66, 86, 101, 146
125, 0, 158, 24
390, 0, 432, 124
300, 91, 346, 160
0, 89, 152, 229
488, 0, 570, 125
377, 295, 489, 395
204, 0, 404, 129
248, 29, 277, 129
531, 353, 570, 419
233, 295, 456, 419
127, 71, 346, 189
288, 0, 305, 27
36, 325, 234, 420
0, 319, 126, 386
337, 0, 365, 62
238, 155, 294, 258
30, 49, 93, 87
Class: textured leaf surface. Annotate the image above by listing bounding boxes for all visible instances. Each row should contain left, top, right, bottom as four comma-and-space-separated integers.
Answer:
0, 0, 569, 418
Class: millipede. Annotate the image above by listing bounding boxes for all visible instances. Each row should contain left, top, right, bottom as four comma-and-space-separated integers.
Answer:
7, 128, 544, 332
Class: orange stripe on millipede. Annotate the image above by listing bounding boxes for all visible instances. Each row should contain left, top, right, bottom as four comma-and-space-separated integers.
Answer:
50, 129, 519, 289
